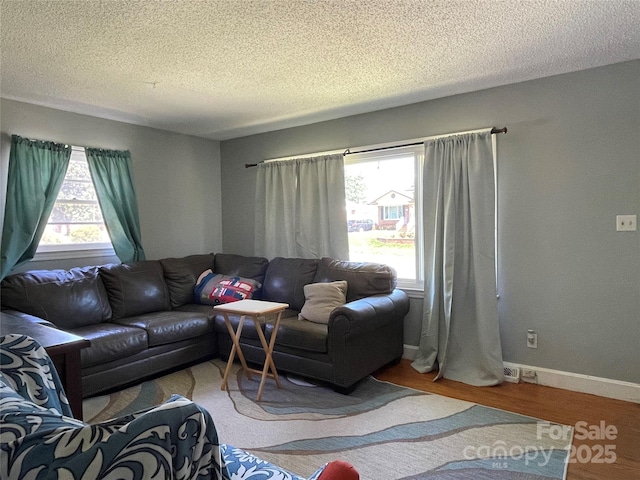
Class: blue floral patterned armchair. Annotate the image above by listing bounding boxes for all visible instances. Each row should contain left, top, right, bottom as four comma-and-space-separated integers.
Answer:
0, 334, 355, 480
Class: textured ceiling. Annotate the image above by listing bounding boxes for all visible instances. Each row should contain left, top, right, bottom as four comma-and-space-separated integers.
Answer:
1, 0, 639, 140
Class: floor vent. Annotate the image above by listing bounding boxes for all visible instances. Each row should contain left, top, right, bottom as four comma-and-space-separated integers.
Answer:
503, 366, 520, 383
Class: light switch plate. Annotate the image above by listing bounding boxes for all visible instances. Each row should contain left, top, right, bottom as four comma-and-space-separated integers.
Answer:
616, 215, 637, 231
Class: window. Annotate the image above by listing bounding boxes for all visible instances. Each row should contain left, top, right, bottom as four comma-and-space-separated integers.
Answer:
382, 205, 403, 220
344, 145, 423, 289
36, 147, 114, 259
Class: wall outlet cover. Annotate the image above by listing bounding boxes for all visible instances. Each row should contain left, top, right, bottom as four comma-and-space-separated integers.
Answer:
616, 215, 637, 231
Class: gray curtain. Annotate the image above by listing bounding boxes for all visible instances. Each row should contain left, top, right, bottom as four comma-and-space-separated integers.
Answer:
412, 131, 504, 386
85, 148, 146, 263
254, 154, 349, 260
0, 135, 71, 280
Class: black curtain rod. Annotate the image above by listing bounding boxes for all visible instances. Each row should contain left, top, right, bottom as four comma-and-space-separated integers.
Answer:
245, 127, 507, 167
342, 127, 507, 157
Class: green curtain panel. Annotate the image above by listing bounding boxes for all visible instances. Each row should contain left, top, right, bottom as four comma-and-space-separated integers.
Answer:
0, 135, 71, 280
412, 131, 504, 386
85, 148, 146, 263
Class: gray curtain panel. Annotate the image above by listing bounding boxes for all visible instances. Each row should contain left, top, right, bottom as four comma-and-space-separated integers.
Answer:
412, 131, 504, 386
254, 154, 349, 260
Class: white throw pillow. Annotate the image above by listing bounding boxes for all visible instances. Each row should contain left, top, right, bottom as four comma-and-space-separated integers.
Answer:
298, 280, 348, 324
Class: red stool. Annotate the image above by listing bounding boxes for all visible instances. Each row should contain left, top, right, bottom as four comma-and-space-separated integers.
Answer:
317, 460, 359, 480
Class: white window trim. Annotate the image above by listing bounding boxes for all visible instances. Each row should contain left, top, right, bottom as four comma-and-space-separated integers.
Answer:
345, 145, 424, 291
35, 146, 115, 261
33, 243, 116, 261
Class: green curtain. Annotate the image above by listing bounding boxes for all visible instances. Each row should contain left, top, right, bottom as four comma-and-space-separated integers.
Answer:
0, 135, 71, 280
85, 148, 146, 263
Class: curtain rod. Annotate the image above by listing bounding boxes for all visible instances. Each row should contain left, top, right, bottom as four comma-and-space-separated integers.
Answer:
244, 147, 344, 168
245, 126, 507, 167
342, 127, 507, 157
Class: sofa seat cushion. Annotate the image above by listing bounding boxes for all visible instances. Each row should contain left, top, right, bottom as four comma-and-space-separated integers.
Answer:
213, 312, 266, 341
72, 323, 148, 368
115, 311, 213, 347
173, 303, 217, 318
266, 316, 328, 353
215, 310, 327, 353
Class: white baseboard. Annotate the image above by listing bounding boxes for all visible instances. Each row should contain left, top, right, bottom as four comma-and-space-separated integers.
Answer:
403, 344, 419, 360
503, 361, 640, 404
401, 345, 640, 403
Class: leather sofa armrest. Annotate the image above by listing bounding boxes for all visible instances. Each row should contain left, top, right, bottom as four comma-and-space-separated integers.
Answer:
328, 288, 409, 337
1, 309, 58, 329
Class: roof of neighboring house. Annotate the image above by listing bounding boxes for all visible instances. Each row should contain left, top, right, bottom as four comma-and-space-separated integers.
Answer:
368, 190, 414, 206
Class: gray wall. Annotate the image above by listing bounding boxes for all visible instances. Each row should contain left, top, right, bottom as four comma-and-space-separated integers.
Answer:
0, 99, 223, 270
220, 61, 640, 383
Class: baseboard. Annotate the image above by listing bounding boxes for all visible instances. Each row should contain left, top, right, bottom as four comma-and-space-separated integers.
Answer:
401, 345, 640, 403
403, 344, 418, 361
503, 361, 640, 404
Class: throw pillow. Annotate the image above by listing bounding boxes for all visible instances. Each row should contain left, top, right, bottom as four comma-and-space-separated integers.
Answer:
193, 269, 261, 305
298, 280, 348, 324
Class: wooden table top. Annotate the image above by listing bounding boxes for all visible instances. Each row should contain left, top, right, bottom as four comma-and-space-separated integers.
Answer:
213, 299, 289, 315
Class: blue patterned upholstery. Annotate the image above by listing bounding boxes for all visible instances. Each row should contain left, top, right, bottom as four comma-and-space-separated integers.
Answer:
0, 334, 331, 480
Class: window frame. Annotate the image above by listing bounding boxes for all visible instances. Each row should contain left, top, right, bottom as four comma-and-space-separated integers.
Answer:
344, 144, 424, 291
382, 205, 403, 220
34, 146, 115, 261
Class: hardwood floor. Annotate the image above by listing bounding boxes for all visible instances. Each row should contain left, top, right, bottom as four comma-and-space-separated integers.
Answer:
373, 359, 640, 480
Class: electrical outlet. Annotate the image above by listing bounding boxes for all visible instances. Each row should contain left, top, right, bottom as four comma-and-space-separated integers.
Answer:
521, 369, 538, 384
527, 330, 538, 349
616, 215, 637, 231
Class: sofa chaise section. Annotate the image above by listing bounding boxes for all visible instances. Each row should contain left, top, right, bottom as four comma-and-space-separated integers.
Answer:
1, 257, 219, 397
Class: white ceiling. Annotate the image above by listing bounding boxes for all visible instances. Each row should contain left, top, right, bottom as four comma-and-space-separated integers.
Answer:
1, 0, 639, 141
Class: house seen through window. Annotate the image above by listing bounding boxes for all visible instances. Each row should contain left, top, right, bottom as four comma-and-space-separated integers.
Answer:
344, 145, 423, 289
37, 147, 113, 256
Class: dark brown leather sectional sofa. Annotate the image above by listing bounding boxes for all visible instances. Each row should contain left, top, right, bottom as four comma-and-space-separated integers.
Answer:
0, 253, 409, 397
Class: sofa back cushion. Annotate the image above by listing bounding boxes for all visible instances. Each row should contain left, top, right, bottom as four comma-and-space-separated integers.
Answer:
160, 254, 215, 308
214, 253, 269, 286
0, 267, 112, 329
99, 261, 170, 319
262, 257, 319, 311
313, 257, 397, 302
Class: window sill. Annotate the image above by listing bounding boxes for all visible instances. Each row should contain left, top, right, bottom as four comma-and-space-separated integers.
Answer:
33, 246, 116, 261
396, 280, 424, 299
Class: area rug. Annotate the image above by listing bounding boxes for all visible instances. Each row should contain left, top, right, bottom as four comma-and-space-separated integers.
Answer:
84, 359, 572, 479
